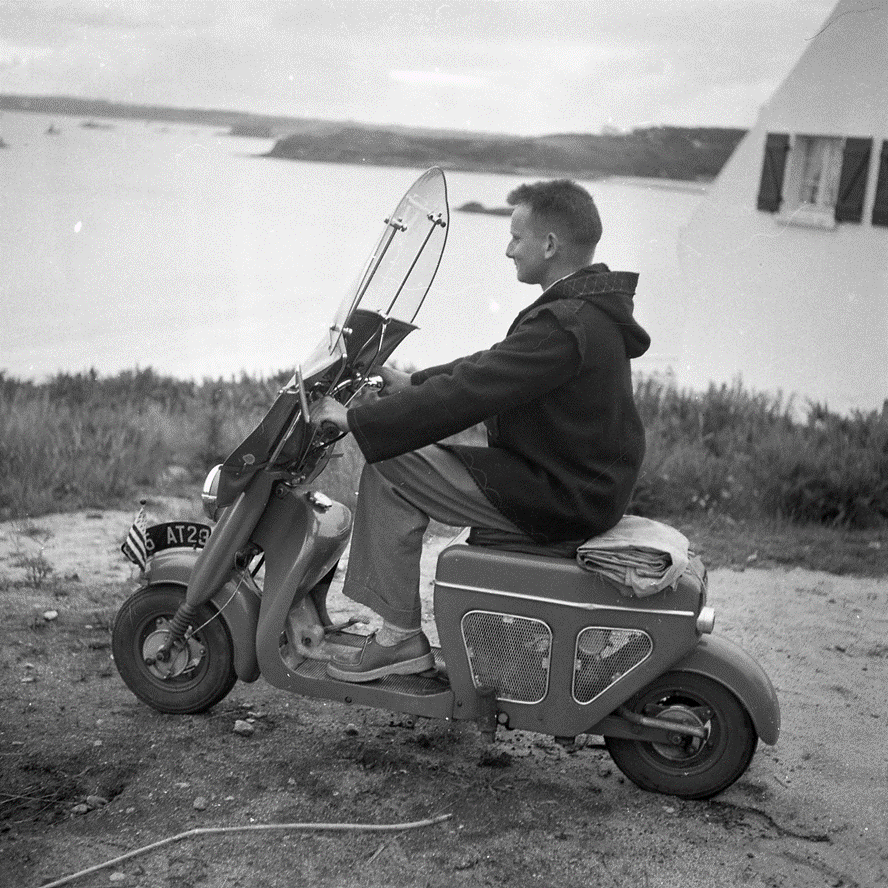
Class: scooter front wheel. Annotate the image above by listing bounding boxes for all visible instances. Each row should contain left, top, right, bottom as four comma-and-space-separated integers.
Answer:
605, 671, 757, 799
112, 584, 237, 714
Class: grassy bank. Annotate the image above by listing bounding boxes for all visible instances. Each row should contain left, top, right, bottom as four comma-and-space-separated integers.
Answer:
1, 369, 885, 572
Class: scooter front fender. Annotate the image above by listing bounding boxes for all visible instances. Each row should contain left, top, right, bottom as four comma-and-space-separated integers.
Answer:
142, 549, 261, 682
671, 635, 780, 745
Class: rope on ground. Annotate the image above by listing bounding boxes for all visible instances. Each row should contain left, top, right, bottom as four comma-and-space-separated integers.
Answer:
40, 813, 453, 888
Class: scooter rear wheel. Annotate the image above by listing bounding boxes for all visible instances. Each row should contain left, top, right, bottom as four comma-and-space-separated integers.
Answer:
112, 584, 237, 714
605, 671, 757, 799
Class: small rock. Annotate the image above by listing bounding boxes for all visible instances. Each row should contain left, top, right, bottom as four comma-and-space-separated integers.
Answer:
193, 796, 208, 810
20, 676, 36, 684
597, 764, 612, 778
233, 719, 254, 736
43, 610, 59, 621
109, 873, 127, 882
72, 803, 89, 815
344, 723, 359, 735
287, 778, 296, 786
85, 795, 109, 809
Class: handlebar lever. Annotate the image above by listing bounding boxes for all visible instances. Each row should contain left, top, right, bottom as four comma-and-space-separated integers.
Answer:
364, 374, 384, 392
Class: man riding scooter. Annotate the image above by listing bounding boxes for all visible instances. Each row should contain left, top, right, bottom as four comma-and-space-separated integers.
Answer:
310, 179, 651, 682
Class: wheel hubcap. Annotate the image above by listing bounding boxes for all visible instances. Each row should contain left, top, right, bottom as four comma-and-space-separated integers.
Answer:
142, 618, 204, 679
649, 704, 711, 760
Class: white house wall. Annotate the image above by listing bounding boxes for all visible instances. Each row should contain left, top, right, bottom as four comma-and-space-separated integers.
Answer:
765, 2, 888, 137
678, 0, 888, 413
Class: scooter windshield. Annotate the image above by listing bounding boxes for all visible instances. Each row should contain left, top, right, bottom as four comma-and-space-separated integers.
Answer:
301, 167, 449, 378
215, 169, 449, 505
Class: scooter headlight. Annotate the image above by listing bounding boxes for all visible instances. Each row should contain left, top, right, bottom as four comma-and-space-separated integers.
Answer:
202, 464, 222, 521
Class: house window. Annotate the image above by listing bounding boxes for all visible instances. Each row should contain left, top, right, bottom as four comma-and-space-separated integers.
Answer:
780, 136, 845, 228
756, 133, 873, 228
797, 137, 843, 208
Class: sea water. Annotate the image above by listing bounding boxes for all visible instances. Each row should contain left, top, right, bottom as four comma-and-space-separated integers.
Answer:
0, 110, 703, 382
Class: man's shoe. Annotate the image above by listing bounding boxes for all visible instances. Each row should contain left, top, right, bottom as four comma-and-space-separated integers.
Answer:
326, 632, 434, 683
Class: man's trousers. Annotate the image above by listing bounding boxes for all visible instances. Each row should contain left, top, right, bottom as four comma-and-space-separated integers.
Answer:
341, 444, 522, 629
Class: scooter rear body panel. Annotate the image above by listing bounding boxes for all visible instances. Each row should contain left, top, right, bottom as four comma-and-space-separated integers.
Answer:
434, 544, 706, 738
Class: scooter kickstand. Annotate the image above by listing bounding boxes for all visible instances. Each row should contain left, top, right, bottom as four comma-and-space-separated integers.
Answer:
475, 686, 498, 744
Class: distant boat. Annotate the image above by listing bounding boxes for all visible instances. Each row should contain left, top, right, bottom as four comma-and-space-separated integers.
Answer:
45, 123, 61, 135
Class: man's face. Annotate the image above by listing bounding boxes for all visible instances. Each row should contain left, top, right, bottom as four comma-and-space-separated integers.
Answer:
506, 204, 550, 286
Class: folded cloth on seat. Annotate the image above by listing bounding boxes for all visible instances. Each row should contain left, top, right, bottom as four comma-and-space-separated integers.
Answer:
576, 515, 690, 597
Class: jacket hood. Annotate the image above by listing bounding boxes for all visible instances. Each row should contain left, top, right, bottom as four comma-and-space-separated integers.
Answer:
528, 263, 651, 358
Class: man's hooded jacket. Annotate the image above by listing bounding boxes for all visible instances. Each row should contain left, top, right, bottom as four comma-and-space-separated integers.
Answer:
347, 264, 651, 543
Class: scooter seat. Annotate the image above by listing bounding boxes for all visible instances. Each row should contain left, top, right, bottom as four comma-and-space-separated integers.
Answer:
466, 527, 583, 559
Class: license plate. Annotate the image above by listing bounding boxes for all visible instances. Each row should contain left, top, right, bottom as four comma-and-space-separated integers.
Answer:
146, 522, 211, 555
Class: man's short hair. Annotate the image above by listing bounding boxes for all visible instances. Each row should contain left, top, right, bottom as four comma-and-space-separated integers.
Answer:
507, 179, 602, 250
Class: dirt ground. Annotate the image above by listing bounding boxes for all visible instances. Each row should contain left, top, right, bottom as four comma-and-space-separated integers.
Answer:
1, 503, 886, 888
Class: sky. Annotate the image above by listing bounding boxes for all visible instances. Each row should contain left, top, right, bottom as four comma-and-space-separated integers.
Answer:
0, 0, 840, 135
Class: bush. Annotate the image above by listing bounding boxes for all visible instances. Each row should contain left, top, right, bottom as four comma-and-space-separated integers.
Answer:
0, 395, 164, 517
630, 375, 887, 528
0, 368, 885, 529
752, 412, 888, 527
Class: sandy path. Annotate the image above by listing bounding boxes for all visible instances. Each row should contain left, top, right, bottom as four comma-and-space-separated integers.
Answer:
1, 508, 886, 887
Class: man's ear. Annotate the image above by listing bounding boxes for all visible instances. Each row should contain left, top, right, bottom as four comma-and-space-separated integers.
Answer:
543, 231, 559, 259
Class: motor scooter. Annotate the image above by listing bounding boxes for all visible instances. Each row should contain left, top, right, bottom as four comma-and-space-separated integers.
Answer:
112, 168, 779, 800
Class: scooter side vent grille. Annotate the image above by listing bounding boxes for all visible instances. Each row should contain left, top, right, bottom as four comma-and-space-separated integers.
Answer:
573, 627, 653, 704
461, 611, 551, 704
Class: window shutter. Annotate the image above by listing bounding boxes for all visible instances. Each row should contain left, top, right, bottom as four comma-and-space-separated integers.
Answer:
872, 141, 888, 227
756, 133, 790, 212
834, 138, 873, 223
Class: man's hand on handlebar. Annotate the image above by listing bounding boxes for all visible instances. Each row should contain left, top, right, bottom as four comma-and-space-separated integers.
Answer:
378, 366, 411, 395
308, 367, 411, 433
309, 397, 349, 434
